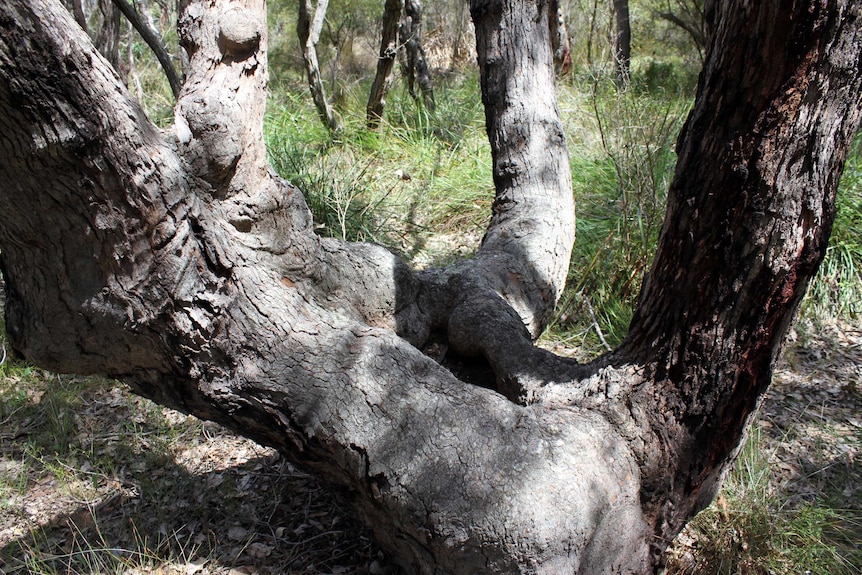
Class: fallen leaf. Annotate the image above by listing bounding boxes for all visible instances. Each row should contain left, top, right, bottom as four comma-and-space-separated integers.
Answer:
245, 542, 273, 559
228, 525, 249, 541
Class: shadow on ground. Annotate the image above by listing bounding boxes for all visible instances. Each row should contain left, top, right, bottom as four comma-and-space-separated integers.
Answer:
0, 378, 390, 575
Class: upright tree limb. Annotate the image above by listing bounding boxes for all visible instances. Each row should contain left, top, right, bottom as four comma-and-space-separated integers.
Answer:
615, 0, 862, 561
549, 0, 572, 75
400, 0, 435, 111
612, 0, 632, 87
95, 0, 122, 71
112, 0, 182, 98
297, 0, 342, 133
366, 0, 403, 128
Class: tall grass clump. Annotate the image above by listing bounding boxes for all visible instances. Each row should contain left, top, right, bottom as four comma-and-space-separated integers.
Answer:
805, 137, 862, 319
264, 74, 492, 261
552, 74, 692, 354
665, 426, 862, 575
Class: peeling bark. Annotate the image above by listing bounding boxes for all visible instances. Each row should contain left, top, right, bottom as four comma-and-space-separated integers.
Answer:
0, 0, 860, 573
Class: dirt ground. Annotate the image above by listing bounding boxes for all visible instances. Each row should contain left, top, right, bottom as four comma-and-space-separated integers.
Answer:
0, 318, 859, 574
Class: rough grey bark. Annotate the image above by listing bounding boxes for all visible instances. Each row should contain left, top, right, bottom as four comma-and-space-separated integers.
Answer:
297, 0, 342, 133
1, 0, 860, 573
112, 0, 182, 98
367, 0, 403, 128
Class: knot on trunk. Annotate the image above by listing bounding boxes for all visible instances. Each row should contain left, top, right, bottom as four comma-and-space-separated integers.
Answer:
218, 8, 262, 60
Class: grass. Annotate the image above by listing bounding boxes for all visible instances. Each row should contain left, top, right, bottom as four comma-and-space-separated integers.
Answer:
548, 73, 694, 353
666, 422, 862, 575
806, 142, 862, 318
265, 72, 492, 263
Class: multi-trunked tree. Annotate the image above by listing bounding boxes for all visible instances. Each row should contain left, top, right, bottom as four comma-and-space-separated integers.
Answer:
1, 0, 860, 572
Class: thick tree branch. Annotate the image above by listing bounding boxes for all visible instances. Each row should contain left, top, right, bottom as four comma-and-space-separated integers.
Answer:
617, 0, 862, 559
111, 0, 183, 98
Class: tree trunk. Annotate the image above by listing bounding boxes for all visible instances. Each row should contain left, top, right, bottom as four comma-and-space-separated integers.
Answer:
400, 0, 435, 111
612, 0, 631, 87
367, 0, 404, 128
549, 0, 572, 76
95, 0, 123, 73
297, 0, 342, 133
1, 0, 860, 573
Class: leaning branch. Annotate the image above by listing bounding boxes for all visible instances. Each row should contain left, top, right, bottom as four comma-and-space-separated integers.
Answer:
111, 0, 182, 98
657, 11, 705, 50
297, 0, 342, 133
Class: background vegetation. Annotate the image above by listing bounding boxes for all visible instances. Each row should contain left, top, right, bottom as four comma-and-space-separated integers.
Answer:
1, 0, 859, 572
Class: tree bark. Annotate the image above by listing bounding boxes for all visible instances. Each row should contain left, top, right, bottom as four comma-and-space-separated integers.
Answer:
616, 0, 862, 563
1, 0, 860, 573
612, 0, 631, 87
297, 0, 342, 133
400, 0, 435, 111
95, 0, 123, 73
367, 0, 404, 128
549, 0, 572, 76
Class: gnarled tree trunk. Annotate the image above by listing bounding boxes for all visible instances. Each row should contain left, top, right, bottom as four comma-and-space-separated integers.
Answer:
0, 0, 860, 573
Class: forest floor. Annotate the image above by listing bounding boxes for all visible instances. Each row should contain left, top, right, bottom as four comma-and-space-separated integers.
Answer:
0, 315, 859, 574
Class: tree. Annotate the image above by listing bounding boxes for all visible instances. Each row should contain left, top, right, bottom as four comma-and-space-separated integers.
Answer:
401, 0, 435, 111
657, 0, 706, 59
1, 0, 860, 572
298, 0, 343, 132
611, 0, 631, 86
549, 0, 572, 75
367, 0, 403, 127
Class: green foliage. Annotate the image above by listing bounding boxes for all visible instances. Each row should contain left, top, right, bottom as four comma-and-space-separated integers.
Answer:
551, 79, 691, 353
806, 140, 862, 318
265, 73, 491, 262
668, 426, 862, 575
